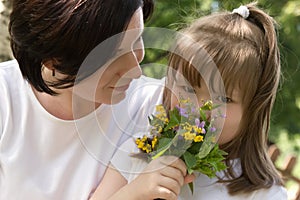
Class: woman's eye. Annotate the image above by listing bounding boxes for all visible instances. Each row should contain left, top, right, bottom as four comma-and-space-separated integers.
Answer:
117, 49, 123, 53
216, 96, 232, 103
133, 37, 142, 48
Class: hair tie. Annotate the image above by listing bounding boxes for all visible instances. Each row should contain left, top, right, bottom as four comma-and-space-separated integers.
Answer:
232, 5, 250, 19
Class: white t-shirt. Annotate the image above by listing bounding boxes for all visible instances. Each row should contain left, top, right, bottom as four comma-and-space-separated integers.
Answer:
0, 60, 164, 200
111, 129, 288, 200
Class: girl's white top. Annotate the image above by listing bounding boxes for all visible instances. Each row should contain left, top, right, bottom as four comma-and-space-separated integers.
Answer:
0, 60, 164, 200
111, 111, 288, 199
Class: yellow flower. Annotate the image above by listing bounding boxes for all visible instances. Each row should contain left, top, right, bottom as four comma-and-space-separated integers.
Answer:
156, 105, 167, 114
142, 144, 152, 153
157, 126, 163, 133
135, 135, 149, 150
203, 100, 213, 110
155, 105, 168, 123
179, 98, 190, 104
184, 132, 196, 141
141, 135, 147, 142
194, 135, 204, 142
192, 126, 201, 133
135, 138, 140, 145
183, 123, 192, 132
211, 136, 216, 143
152, 136, 158, 148
135, 139, 145, 149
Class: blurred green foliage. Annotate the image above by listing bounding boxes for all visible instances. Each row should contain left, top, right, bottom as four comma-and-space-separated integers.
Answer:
142, 0, 300, 141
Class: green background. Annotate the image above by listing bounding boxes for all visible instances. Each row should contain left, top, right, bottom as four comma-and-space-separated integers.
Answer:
0, 0, 299, 198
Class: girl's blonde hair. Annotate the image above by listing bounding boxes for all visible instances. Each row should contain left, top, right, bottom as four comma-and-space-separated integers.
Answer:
163, 2, 283, 195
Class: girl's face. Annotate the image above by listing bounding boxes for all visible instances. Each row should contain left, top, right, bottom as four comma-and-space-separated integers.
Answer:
74, 8, 144, 105
170, 71, 243, 145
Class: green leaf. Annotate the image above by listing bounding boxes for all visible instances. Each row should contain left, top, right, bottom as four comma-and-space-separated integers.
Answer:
155, 138, 172, 152
199, 109, 207, 121
201, 101, 212, 110
188, 182, 194, 195
187, 142, 202, 154
183, 151, 197, 172
164, 108, 181, 130
149, 115, 165, 127
192, 145, 228, 178
197, 140, 213, 159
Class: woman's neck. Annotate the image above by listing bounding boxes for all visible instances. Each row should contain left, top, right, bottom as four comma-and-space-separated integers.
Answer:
32, 86, 101, 120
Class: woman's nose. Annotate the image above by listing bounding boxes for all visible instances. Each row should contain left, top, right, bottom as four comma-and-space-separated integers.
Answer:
118, 50, 143, 79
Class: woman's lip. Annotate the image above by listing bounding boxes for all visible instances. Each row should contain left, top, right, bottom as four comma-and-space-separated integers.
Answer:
113, 84, 130, 92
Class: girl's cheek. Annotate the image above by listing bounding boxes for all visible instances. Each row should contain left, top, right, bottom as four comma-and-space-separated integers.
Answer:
217, 119, 242, 144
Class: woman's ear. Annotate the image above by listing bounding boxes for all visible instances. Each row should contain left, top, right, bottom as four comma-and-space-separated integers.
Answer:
42, 59, 59, 76
42, 58, 59, 70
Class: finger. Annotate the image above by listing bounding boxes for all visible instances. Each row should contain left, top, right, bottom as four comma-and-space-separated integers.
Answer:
160, 166, 185, 186
184, 173, 196, 184
160, 156, 187, 177
158, 174, 182, 196
153, 186, 177, 200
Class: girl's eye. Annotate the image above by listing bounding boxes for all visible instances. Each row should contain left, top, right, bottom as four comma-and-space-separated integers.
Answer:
181, 86, 195, 93
216, 96, 233, 103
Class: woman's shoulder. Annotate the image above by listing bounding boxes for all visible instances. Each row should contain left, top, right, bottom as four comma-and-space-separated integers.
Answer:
0, 59, 23, 86
0, 60, 29, 100
0, 60, 23, 138
0, 59, 19, 72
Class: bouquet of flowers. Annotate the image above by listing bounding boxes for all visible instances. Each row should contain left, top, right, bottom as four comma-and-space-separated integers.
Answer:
135, 99, 227, 193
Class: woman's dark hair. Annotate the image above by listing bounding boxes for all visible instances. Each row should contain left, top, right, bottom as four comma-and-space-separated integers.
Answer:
9, 0, 154, 95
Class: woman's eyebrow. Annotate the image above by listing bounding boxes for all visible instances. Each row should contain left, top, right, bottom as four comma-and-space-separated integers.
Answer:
138, 29, 144, 37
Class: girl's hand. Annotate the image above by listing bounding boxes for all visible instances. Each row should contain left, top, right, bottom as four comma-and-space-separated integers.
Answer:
128, 156, 189, 200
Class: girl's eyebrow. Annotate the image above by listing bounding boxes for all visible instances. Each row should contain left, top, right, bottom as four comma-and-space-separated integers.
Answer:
174, 71, 187, 83
173, 73, 178, 82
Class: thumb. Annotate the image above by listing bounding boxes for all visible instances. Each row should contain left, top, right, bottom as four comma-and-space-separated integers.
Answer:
184, 173, 196, 184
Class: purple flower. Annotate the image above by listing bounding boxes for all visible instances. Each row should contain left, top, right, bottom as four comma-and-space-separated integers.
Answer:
191, 107, 196, 114
173, 126, 179, 131
178, 135, 184, 141
210, 127, 216, 132
195, 118, 200, 126
176, 105, 188, 118
199, 121, 205, 128
195, 118, 205, 128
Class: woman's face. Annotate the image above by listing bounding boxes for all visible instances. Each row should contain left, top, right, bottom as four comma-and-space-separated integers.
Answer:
170, 71, 243, 145
74, 8, 144, 105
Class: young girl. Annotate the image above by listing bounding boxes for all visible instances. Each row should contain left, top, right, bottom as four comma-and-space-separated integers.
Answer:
92, 3, 287, 199
0, 0, 163, 199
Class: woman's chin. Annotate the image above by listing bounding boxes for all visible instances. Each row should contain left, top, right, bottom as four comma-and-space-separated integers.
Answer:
96, 93, 126, 105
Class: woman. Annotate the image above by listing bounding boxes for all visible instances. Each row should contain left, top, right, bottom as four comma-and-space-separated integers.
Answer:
0, 0, 163, 199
